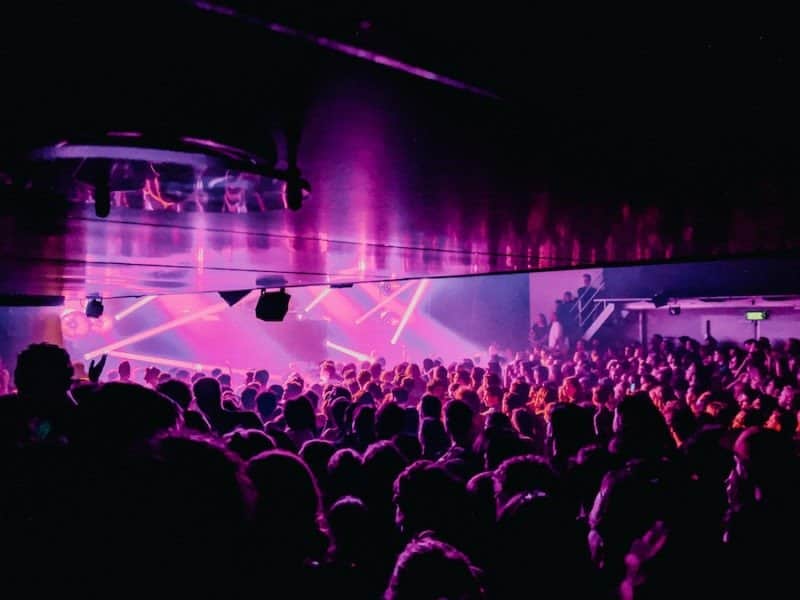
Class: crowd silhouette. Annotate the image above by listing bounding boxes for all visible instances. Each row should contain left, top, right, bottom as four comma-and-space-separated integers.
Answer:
1, 332, 799, 598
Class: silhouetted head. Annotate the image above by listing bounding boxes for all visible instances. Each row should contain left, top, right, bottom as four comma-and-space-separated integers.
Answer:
419, 394, 442, 420
193, 377, 222, 415
353, 404, 376, 440
386, 536, 483, 600
157, 379, 192, 410
14, 343, 73, 399
327, 495, 371, 561
240, 385, 259, 411
255, 391, 278, 422
327, 448, 363, 504
444, 399, 474, 443
75, 382, 181, 452
300, 439, 335, 488
393, 461, 468, 543
362, 441, 408, 513
511, 408, 535, 437
224, 428, 275, 460
118, 360, 131, 381
98, 433, 254, 592
419, 417, 450, 460
548, 403, 595, 459
727, 426, 797, 509
493, 454, 557, 513
612, 392, 674, 459
284, 395, 316, 432
377, 402, 405, 439
589, 464, 668, 578
254, 369, 270, 387
246, 450, 324, 551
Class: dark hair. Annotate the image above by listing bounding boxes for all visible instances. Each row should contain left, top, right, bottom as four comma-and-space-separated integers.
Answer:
377, 402, 406, 440
419, 418, 450, 460
385, 536, 483, 600
284, 396, 317, 432
157, 379, 192, 410
224, 428, 275, 459
493, 455, 557, 512
420, 394, 442, 420
327, 448, 363, 505
255, 391, 278, 422
193, 377, 222, 415
444, 400, 474, 440
254, 369, 270, 385
240, 385, 258, 411
14, 342, 73, 397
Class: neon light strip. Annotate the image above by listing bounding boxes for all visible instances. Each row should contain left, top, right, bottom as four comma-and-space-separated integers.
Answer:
83, 295, 252, 360
354, 280, 416, 324
107, 350, 249, 375
114, 295, 157, 321
391, 279, 430, 345
325, 340, 370, 362
304, 288, 332, 312
192, 2, 499, 99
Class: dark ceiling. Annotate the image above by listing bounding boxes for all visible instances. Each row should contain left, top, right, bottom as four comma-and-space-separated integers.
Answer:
0, 3, 797, 299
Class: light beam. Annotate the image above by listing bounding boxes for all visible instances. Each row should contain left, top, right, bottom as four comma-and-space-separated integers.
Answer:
325, 340, 370, 362
114, 295, 157, 321
83, 293, 256, 360
304, 288, 332, 312
106, 350, 249, 375
355, 280, 416, 324
390, 279, 430, 345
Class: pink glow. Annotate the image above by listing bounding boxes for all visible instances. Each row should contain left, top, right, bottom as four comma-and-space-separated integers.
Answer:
192, 2, 499, 99
325, 340, 370, 362
107, 131, 143, 138
83, 296, 248, 360
107, 350, 249, 375
355, 280, 416, 324
114, 295, 157, 321
304, 288, 332, 312
391, 279, 430, 344
180, 136, 252, 160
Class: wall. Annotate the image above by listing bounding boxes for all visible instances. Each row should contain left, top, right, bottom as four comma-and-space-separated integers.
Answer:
529, 268, 604, 325
622, 307, 800, 344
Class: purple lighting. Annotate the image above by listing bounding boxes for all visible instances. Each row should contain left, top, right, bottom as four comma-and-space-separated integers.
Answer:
191, 2, 500, 99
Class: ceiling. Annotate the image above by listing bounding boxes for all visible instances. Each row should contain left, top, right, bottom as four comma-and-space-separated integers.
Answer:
0, 4, 797, 300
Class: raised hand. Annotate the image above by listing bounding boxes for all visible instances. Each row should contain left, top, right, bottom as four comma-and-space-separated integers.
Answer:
88, 354, 108, 383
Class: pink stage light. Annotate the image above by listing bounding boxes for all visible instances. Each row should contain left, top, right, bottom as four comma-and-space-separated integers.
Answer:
304, 288, 332, 313
106, 350, 249, 375
390, 279, 430, 345
83, 295, 254, 360
325, 341, 370, 362
114, 295, 157, 321
355, 280, 416, 324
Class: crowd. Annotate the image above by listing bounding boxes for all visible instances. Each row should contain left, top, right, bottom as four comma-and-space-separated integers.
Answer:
2, 330, 800, 598
530, 273, 600, 351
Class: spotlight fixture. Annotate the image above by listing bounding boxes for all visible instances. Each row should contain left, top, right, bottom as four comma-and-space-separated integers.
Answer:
218, 289, 252, 307
668, 306, 681, 316
650, 292, 669, 308
86, 297, 104, 318
255, 288, 291, 322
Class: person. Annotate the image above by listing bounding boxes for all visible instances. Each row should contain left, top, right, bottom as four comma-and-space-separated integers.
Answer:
577, 273, 599, 327
530, 313, 549, 345
548, 308, 567, 352
385, 535, 484, 600
0, 343, 77, 446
